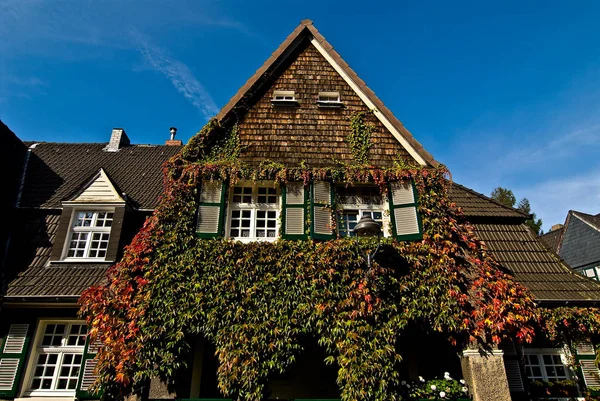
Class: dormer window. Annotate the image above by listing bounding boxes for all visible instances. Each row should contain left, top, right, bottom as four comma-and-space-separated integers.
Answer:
271, 90, 297, 106
63, 211, 113, 259
317, 91, 343, 108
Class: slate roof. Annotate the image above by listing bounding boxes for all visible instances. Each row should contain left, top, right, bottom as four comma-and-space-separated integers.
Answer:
19, 142, 181, 210
449, 183, 528, 219
574, 211, 600, 231
539, 228, 563, 253
475, 223, 600, 301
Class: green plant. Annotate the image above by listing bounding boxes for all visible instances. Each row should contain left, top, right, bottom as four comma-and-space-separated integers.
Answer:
347, 111, 374, 165
77, 118, 600, 401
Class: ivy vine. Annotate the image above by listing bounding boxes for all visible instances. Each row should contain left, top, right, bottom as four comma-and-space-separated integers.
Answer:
78, 119, 600, 400
347, 111, 374, 165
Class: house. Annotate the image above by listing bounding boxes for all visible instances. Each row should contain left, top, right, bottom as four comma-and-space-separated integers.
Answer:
2, 20, 600, 401
540, 211, 600, 280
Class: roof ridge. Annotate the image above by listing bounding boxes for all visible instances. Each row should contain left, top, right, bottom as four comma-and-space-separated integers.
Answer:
572, 211, 600, 232
451, 182, 530, 218
215, 20, 439, 167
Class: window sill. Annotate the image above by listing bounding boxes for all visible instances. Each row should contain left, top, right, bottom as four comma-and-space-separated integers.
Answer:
317, 101, 344, 108
229, 237, 279, 243
271, 100, 298, 107
51, 259, 114, 265
17, 395, 76, 400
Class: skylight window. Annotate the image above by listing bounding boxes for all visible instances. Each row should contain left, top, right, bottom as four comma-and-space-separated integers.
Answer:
317, 91, 343, 107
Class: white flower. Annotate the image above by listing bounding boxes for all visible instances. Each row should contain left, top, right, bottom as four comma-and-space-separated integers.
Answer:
460, 379, 466, 384
406, 384, 410, 388
401, 381, 406, 385
431, 385, 437, 391
439, 391, 446, 398
444, 372, 452, 380
419, 376, 425, 382
462, 386, 468, 392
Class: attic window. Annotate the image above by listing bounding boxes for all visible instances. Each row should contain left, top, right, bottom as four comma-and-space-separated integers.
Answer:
271, 90, 297, 106
317, 91, 343, 108
63, 211, 113, 259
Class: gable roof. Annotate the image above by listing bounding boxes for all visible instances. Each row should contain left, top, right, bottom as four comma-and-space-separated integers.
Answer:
65, 168, 125, 204
574, 211, 600, 232
539, 227, 563, 253
19, 142, 180, 210
216, 19, 438, 168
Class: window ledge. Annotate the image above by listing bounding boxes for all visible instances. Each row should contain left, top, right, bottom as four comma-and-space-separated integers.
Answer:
51, 259, 114, 265
229, 238, 279, 243
317, 101, 344, 108
271, 100, 298, 107
16, 396, 76, 401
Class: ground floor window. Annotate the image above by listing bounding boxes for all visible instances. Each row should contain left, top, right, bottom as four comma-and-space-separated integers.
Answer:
25, 321, 87, 395
524, 349, 570, 381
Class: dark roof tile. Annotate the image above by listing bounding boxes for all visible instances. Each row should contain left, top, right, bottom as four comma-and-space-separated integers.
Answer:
449, 183, 528, 219
20, 143, 180, 209
474, 222, 600, 301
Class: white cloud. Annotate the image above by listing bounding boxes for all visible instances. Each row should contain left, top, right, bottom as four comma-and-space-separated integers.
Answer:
516, 168, 600, 231
131, 31, 218, 119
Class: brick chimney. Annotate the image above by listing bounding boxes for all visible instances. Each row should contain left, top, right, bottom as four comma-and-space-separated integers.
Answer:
165, 127, 183, 146
551, 223, 564, 232
104, 128, 130, 152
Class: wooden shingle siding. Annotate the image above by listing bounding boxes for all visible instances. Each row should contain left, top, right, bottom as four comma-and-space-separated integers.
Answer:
236, 40, 413, 167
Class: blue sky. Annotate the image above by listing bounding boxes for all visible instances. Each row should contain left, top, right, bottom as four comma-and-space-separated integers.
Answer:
2, 0, 600, 231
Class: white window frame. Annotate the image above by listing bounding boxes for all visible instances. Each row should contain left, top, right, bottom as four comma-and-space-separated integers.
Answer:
317, 91, 342, 106
581, 266, 600, 281
225, 182, 281, 243
524, 348, 572, 382
61, 208, 115, 261
336, 185, 390, 237
21, 319, 87, 398
272, 90, 296, 102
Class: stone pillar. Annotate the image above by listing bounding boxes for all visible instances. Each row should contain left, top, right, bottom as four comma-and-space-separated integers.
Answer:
148, 378, 177, 400
460, 348, 512, 401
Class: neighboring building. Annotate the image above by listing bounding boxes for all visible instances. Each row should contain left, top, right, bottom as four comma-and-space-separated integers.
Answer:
541, 211, 600, 280
2, 20, 600, 401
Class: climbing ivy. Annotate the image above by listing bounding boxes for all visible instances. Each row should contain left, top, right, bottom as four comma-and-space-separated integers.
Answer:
347, 111, 374, 165
78, 119, 599, 400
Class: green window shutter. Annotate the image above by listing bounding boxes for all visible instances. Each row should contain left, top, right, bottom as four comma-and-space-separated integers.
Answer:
282, 182, 308, 240
388, 180, 423, 241
311, 181, 335, 240
575, 341, 600, 388
196, 180, 227, 238
0, 323, 32, 398
76, 334, 102, 399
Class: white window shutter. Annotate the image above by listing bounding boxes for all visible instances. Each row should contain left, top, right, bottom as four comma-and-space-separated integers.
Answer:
0, 359, 20, 391
388, 181, 422, 240
196, 180, 225, 238
0, 324, 31, 397
311, 181, 334, 239
79, 358, 99, 392
580, 360, 600, 387
282, 182, 307, 239
2, 324, 28, 354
